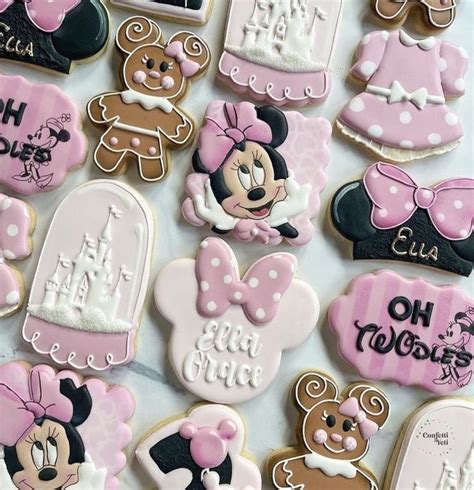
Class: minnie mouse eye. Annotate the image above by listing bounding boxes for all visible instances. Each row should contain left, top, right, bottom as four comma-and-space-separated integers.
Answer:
32, 441, 45, 470
146, 59, 155, 69
238, 165, 252, 191
160, 61, 170, 72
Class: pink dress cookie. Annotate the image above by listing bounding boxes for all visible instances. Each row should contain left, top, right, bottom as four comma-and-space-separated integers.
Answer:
154, 237, 320, 404
182, 101, 331, 246
0, 194, 34, 318
136, 404, 262, 489
337, 30, 468, 163
0, 75, 87, 195
218, 0, 343, 107
328, 270, 473, 395
0, 361, 134, 489
22, 180, 154, 371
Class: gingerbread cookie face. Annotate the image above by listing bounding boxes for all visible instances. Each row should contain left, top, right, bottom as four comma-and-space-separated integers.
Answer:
182, 101, 331, 246
218, 0, 343, 107
331, 162, 474, 276
0, 0, 109, 74
136, 404, 262, 489
384, 398, 473, 490
329, 270, 474, 395
0, 362, 134, 489
22, 180, 154, 371
0, 194, 34, 318
110, 0, 213, 25
154, 237, 319, 404
337, 30, 468, 163
371, 0, 457, 33
87, 16, 210, 182
269, 371, 390, 489
0, 75, 87, 195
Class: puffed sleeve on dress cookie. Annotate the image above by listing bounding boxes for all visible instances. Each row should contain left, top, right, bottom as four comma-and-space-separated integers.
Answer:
439, 41, 469, 97
350, 31, 389, 82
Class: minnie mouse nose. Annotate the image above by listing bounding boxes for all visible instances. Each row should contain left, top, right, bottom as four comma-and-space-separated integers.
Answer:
330, 433, 343, 443
38, 468, 57, 482
248, 188, 266, 201
132, 70, 147, 84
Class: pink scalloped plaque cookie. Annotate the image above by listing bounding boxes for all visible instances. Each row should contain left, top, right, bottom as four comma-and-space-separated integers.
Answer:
182, 101, 331, 246
336, 30, 469, 163
329, 270, 473, 395
385, 398, 473, 490
0, 194, 34, 318
0, 74, 87, 195
136, 404, 262, 489
218, 0, 343, 107
22, 180, 154, 371
155, 237, 319, 404
0, 361, 134, 489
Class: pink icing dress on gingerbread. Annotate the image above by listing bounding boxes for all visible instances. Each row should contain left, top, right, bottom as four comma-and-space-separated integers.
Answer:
337, 30, 468, 162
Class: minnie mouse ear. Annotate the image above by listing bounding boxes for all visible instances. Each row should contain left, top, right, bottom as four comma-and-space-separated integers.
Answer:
51, 0, 109, 61
217, 419, 237, 440
179, 422, 197, 440
451, 234, 474, 264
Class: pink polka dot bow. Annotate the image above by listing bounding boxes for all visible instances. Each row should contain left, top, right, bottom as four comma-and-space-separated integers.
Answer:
338, 397, 379, 441
196, 238, 297, 325
363, 163, 474, 241
164, 41, 201, 78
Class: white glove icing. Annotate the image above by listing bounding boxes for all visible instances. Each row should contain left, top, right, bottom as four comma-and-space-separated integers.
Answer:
68, 453, 107, 490
268, 178, 312, 227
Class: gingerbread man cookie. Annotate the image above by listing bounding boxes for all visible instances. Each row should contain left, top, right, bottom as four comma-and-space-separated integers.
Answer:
269, 370, 390, 490
88, 16, 210, 182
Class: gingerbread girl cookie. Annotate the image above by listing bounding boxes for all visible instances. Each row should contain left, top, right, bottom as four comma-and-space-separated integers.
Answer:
269, 370, 390, 489
88, 16, 210, 182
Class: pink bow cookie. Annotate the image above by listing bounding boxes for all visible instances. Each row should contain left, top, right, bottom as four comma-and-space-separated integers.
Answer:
164, 41, 201, 78
338, 397, 379, 440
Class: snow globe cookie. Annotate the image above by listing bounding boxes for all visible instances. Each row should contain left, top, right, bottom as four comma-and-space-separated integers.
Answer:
182, 101, 331, 246
22, 180, 154, 371
218, 0, 343, 107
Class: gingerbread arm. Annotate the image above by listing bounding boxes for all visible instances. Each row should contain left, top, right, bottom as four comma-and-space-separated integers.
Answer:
160, 107, 194, 146
87, 93, 122, 125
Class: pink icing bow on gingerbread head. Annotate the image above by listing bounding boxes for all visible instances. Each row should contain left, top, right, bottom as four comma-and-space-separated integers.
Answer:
0, 369, 73, 447
338, 397, 379, 440
198, 102, 273, 174
0, 0, 80, 32
196, 238, 296, 325
164, 41, 200, 78
364, 163, 474, 241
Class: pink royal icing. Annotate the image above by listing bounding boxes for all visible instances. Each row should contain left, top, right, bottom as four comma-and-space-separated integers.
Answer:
0, 75, 87, 195
328, 270, 474, 395
154, 237, 319, 404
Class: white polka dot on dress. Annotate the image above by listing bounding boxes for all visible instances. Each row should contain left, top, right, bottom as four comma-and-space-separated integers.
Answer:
1, 197, 11, 211
207, 301, 217, 312
455, 78, 466, 91
273, 293, 281, 303
400, 140, 414, 149
428, 133, 442, 145
3, 249, 15, 260
362, 34, 371, 45
400, 111, 412, 124
437, 58, 448, 72
445, 113, 458, 126
350, 97, 365, 113
200, 281, 209, 291
7, 224, 18, 237
223, 275, 232, 284
368, 125, 383, 138
459, 47, 469, 59
5, 290, 19, 305
256, 308, 266, 320
360, 61, 376, 77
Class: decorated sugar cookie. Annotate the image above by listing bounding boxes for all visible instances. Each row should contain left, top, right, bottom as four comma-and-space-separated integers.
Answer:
0, 194, 34, 318
337, 30, 468, 163
87, 16, 210, 182
371, 0, 457, 33
136, 404, 262, 489
182, 101, 331, 246
154, 237, 319, 404
0, 361, 134, 489
0, 0, 109, 75
331, 162, 474, 276
329, 270, 474, 394
384, 398, 473, 490
22, 180, 154, 371
110, 0, 213, 25
268, 370, 390, 489
0, 75, 87, 195
218, 0, 343, 107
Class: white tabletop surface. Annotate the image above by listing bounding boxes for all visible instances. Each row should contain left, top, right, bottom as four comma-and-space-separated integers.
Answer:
0, 1, 473, 488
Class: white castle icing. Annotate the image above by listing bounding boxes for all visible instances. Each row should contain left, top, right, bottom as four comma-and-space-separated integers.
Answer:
226, 0, 327, 72
28, 205, 134, 333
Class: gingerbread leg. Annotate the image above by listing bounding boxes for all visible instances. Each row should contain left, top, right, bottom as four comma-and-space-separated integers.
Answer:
137, 155, 167, 182
94, 143, 128, 175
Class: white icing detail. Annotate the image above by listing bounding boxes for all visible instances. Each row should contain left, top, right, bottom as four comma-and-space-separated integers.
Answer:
211, 258, 221, 267
223, 274, 233, 284
200, 281, 209, 291
381, 31, 389, 41
437, 213, 446, 222
120, 89, 174, 113
5, 290, 19, 305
455, 78, 466, 91
371, 170, 380, 179
445, 113, 459, 126
207, 301, 217, 312
273, 293, 281, 302
460, 229, 468, 238
360, 61, 376, 77
68, 453, 107, 489
459, 47, 469, 60
399, 30, 436, 51
201, 240, 209, 248
428, 133, 442, 145
3, 249, 15, 260
454, 200, 464, 209
269, 270, 278, 279
1, 197, 11, 211
367, 81, 445, 109
438, 58, 448, 72
249, 277, 259, 288
362, 34, 371, 45
405, 202, 415, 211
234, 291, 243, 301
400, 111, 412, 124
350, 97, 366, 113
256, 308, 265, 320
6, 224, 18, 237
304, 452, 357, 478
422, 190, 432, 198
0, 457, 17, 489
400, 140, 414, 149
389, 186, 398, 194
368, 125, 383, 138
378, 208, 388, 217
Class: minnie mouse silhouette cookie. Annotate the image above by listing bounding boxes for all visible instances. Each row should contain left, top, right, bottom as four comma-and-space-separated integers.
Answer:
268, 370, 390, 489
0, 0, 109, 74
371, 0, 457, 34
182, 101, 331, 246
136, 404, 262, 489
0, 194, 34, 318
0, 361, 134, 490
88, 16, 210, 182
331, 162, 474, 276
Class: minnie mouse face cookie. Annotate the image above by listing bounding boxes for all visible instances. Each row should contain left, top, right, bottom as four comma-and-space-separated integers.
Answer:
0, 0, 109, 74
87, 16, 210, 182
0, 361, 134, 489
331, 162, 474, 276
136, 404, 262, 489
182, 101, 331, 246
269, 370, 390, 489
154, 237, 319, 404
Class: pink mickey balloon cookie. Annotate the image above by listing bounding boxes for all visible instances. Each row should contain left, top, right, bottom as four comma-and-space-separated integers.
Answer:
154, 237, 319, 404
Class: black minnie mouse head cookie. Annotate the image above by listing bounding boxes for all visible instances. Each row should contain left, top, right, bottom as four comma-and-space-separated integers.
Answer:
331, 162, 474, 276
0, 0, 110, 74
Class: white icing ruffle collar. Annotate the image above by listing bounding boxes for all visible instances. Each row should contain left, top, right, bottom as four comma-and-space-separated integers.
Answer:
304, 452, 357, 479
399, 30, 436, 51
120, 89, 174, 113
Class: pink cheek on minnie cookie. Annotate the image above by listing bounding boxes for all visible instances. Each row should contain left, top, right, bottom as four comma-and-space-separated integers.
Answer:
161, 76, 175, 90
343, 436, 357, 452
313, 429, 328, 444
132, 70, 147, 84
